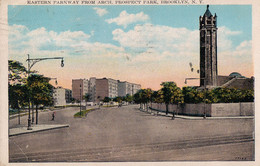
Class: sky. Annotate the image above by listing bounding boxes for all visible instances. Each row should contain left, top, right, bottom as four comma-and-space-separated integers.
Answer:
8, 5, 252, 90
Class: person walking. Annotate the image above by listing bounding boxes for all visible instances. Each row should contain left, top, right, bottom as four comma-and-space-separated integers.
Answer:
52, 111, 56, 121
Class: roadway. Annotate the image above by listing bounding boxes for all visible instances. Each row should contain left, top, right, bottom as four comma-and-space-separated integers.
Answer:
9, 105, 254, 162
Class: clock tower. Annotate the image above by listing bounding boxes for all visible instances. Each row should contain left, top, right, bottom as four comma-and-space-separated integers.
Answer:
199, 5, 218, 87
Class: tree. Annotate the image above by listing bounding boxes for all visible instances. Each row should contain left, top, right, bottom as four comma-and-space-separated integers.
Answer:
160, 82, 183, 115
133, 90, 142, 108
125, 94, 133, 104
8, 60, 28, 124
8, 60, 27, 84
83, 93, 91, 102
27, 74, 54, 124
182, 87, 204, 104
103, 97, 111, 106
9, 84, 28, 124
113, 96, 123, 103
141, 88, 153, 111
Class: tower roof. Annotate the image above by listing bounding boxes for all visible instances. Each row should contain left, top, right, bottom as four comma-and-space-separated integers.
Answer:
204, 5, 212, 17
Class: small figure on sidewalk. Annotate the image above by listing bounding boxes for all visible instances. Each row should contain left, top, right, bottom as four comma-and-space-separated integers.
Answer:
52, 111, 56, 121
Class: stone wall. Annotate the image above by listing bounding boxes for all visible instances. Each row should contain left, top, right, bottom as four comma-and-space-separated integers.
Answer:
149, 102, 254, 117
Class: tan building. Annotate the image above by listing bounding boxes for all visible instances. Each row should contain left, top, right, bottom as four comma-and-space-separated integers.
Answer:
88, 77, 96, 102
72, 79, 88, 101
118, 81, 141, 97
96, 78, 118, 101
53, 87, 72, 106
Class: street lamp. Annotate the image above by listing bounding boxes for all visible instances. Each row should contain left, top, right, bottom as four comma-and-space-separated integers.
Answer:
48, 77, 58, 85
80, 84, 82, 116
184, 77, 207, 119
26, 54, 64, 130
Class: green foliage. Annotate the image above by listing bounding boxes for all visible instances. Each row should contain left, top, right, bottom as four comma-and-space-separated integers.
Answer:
103, 97, 111, 103
27, 74, 54, 106
125, 94, 133, 103
8, 60, 27, 84
84, 93, 91, 102
160, 82, 183, 104
9, 84, 28, 109
74, 109, 93, 118
182, 87, 204, 104
182, 87, 254, 104
113, 96, 123, 103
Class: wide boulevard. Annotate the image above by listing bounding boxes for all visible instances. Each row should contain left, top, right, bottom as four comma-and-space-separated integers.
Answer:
9, 105, 254, 162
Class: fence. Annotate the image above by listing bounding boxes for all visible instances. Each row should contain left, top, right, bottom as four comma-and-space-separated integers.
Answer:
149, 102, 254, 117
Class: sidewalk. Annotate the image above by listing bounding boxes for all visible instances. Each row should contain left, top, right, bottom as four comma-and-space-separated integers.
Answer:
9, 124, 69, 137
141, 109, 254, 120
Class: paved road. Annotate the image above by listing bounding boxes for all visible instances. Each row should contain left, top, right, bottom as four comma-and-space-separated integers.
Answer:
9, 105, 254, 162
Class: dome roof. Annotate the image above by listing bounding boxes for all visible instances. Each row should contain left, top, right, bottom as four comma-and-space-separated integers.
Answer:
229, 72, 245, 78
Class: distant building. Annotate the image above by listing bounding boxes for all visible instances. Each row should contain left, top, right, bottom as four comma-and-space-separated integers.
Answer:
96, 78, 118, 101
72, 77, 141, 102
53, 87, 72, 106
218, 73, 254, 90
118, 81, 141, 97
132, 83, 142, 95
88, 77, 96, 102
72, 79, 88, 101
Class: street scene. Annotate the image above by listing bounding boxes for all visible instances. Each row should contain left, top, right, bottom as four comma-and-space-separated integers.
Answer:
7, 4, 254, 163
9, 105, 254, 162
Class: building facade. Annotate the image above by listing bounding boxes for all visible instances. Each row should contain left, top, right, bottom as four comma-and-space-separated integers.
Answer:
72, 79, 88, 101
53, 87, 72, 106
118, 81, 141, 97
96, 78, 118, 101
72, 77, 141, 102
88, 77, 96, 102
200, 5, 218, 88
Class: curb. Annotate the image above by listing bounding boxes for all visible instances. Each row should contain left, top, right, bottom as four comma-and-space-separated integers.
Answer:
9, 124, 70, 137
139, 109, 254, 120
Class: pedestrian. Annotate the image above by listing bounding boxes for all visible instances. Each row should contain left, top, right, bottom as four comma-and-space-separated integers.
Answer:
52, 111, 56, 121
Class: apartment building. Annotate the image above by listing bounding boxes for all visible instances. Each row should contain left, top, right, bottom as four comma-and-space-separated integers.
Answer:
96, 78, 118, 102
53, 87, 72, 106
72, 79, 88, 101
72, 77, 141, 102
88, 77, 96, 102
132, 83, 142, 95
118, 81, 141, 97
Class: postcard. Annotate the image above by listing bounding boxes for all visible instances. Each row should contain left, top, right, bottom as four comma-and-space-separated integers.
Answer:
0, 0, 259, 165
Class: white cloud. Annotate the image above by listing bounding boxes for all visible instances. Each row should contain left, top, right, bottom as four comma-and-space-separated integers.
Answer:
93, 7, 108, 17
112, 24, 199, 56
8, 24, 125, 60
218, 26, 242, 51
106, 11, 150, 28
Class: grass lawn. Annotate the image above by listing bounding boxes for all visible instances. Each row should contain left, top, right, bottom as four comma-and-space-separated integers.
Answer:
74, 109, 93, 118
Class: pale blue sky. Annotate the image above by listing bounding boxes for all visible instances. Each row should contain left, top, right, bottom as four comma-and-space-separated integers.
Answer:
8, 5, 251, 46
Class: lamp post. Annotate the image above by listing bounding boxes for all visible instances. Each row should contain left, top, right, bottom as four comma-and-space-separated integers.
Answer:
80, 84, 82, 116
184, 77, 207, 119
26, 54, 64, 130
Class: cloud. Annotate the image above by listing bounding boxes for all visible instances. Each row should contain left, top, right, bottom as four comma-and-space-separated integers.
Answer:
106, 11, 150, 28
93, 7, 108, 17
112, 24, 199, 57
218, 26, 242, 51
8, 24, 125, 60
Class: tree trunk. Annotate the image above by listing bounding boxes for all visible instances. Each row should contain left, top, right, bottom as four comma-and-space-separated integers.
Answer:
32, 103, 34, 124
36, 105, 38, 124
18, 108, 20, 125
166, 104, 169, 115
